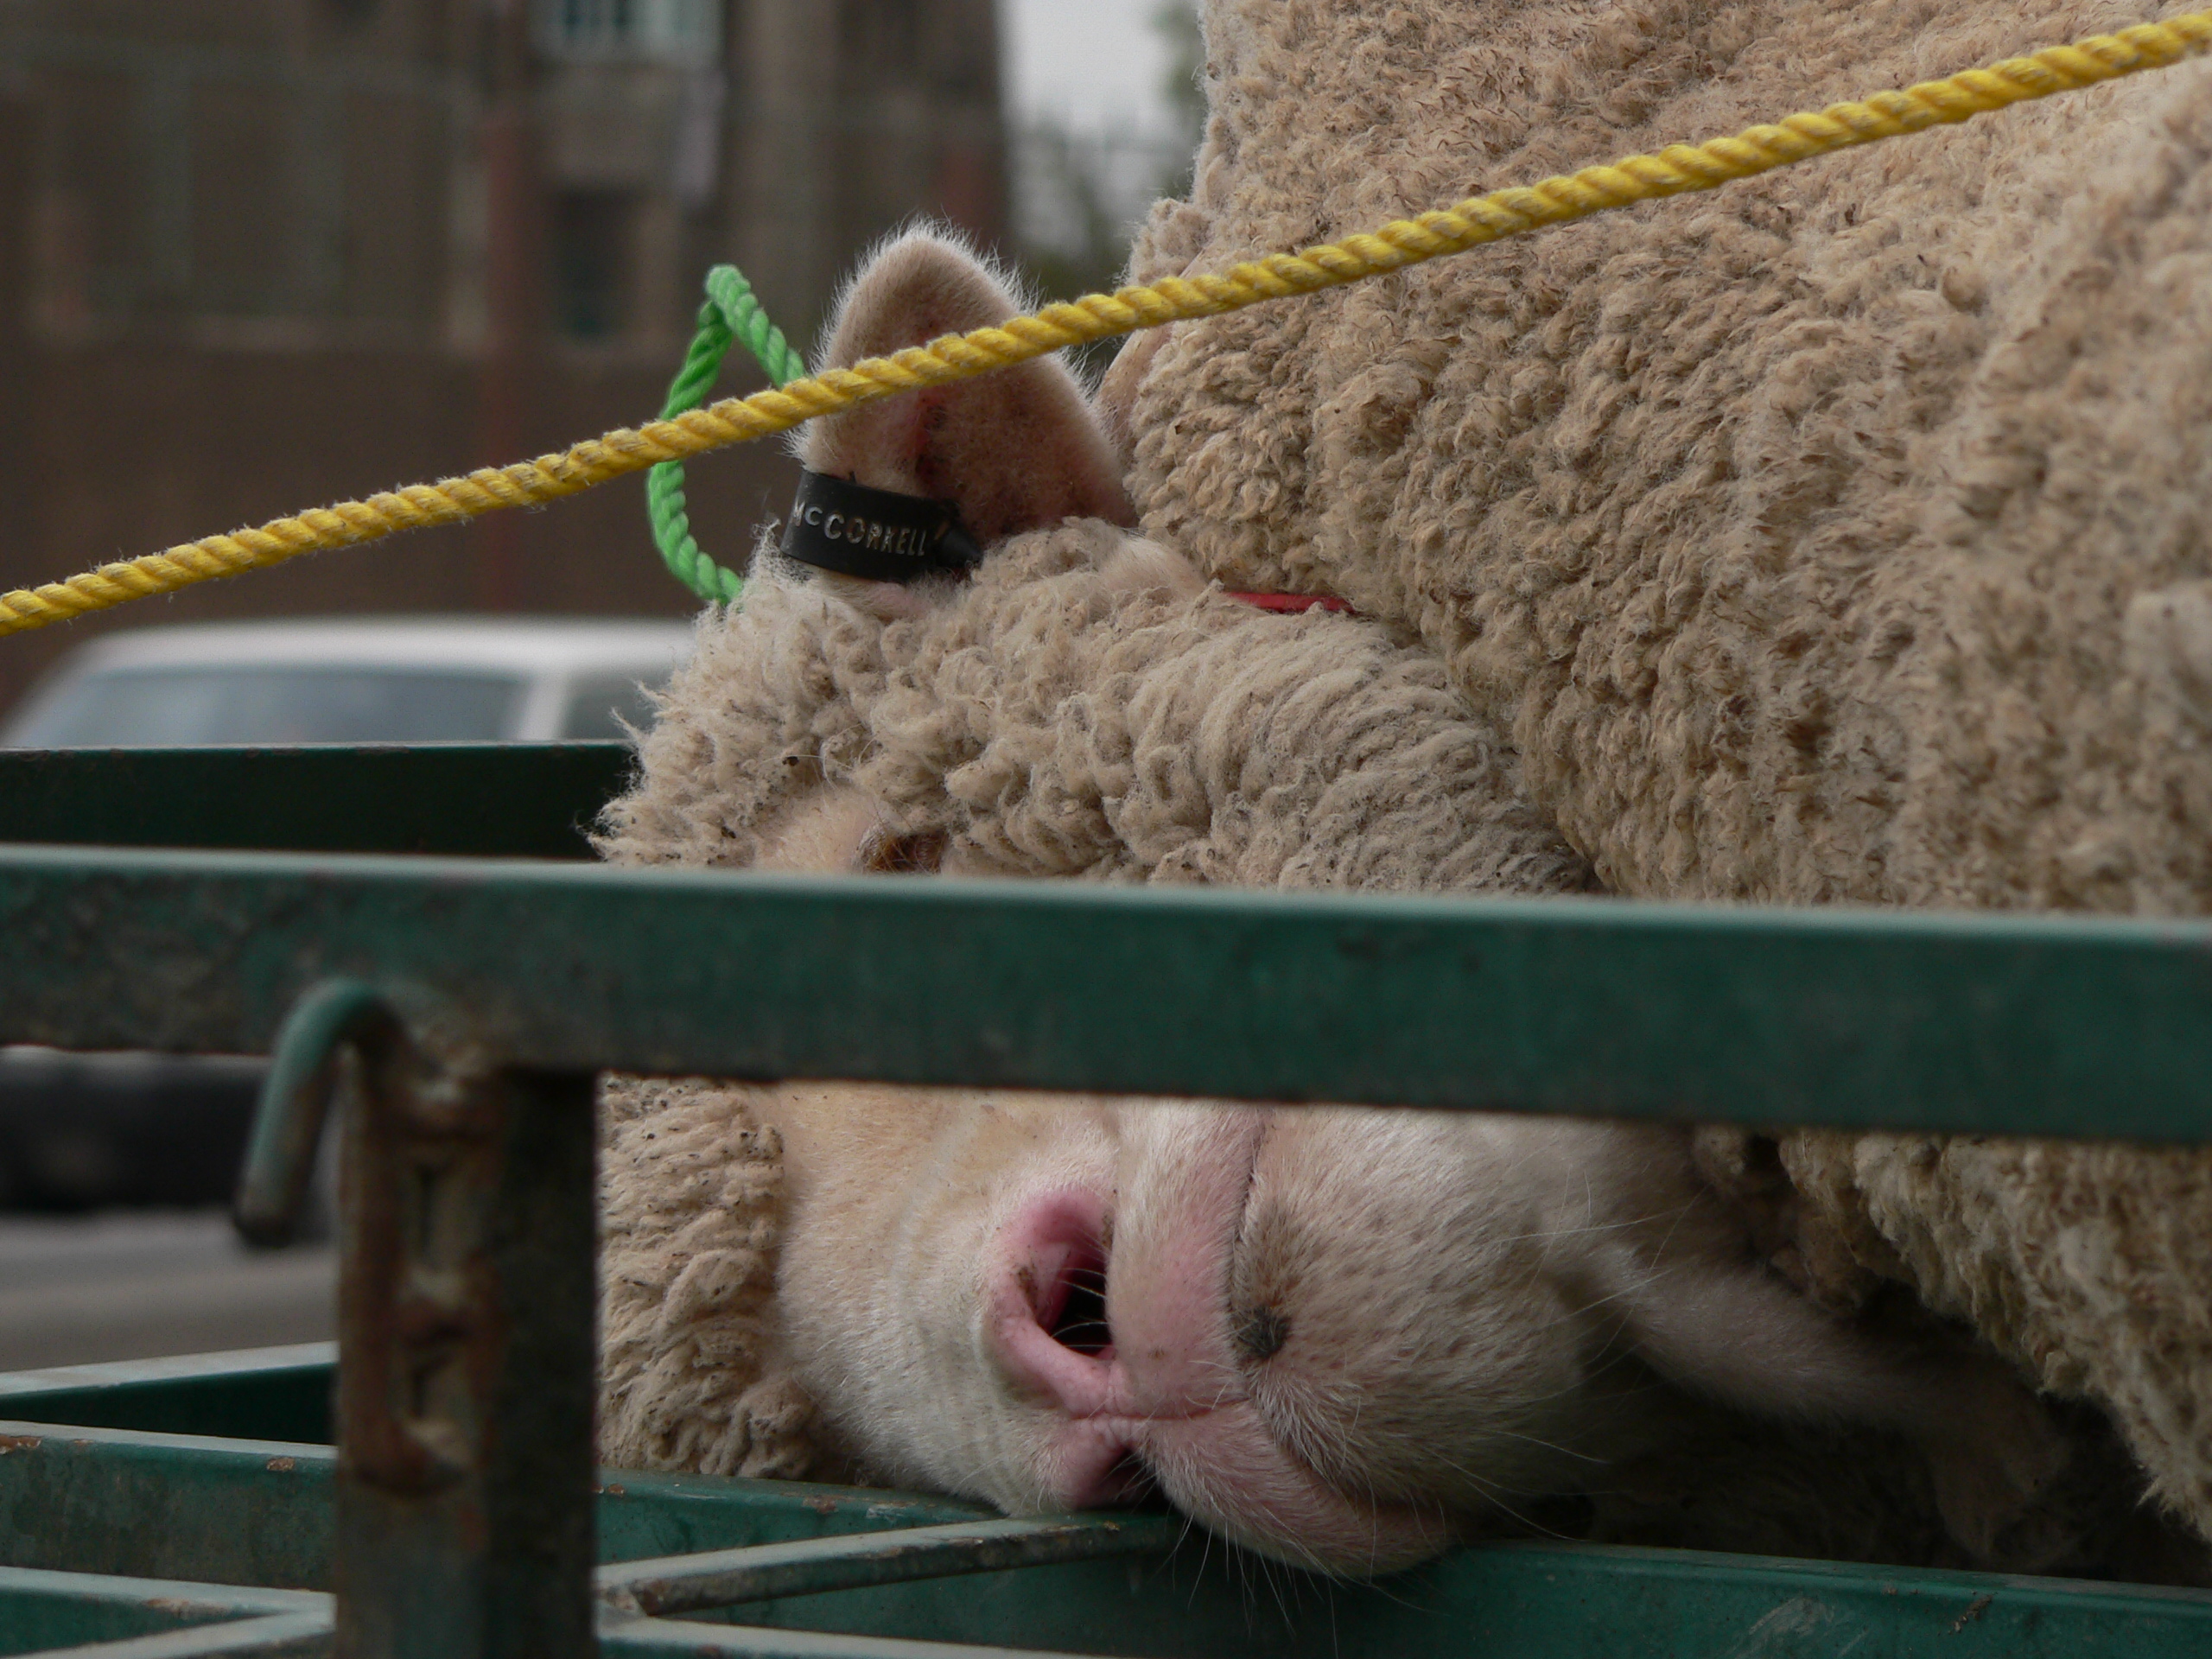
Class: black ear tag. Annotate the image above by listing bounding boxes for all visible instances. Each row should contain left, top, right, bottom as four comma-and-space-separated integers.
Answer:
779, 471, 985, 582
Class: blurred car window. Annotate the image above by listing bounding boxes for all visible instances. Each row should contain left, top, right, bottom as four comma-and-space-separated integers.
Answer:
0, 619, 695, 748
7, 666, 527, 747
559, 671, 660, 741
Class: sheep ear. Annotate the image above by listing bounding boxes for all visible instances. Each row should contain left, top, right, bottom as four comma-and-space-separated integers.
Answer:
800, 232, 1135, 545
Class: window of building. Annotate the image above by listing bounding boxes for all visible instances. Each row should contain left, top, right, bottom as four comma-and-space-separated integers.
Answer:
532, 0, 723, 66
32, 69, 139, 334
551, 188, 635, 340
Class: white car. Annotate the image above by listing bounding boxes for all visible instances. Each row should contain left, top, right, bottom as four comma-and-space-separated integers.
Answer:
0, 617, 695, 747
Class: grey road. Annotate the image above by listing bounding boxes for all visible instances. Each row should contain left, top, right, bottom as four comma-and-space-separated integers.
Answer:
0, 1209, 334, 1372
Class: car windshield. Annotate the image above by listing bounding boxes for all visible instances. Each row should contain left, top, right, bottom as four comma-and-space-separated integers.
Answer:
6, 665, 527, 747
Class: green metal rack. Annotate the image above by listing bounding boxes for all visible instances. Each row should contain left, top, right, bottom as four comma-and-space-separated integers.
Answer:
3, 743, 2209, 1657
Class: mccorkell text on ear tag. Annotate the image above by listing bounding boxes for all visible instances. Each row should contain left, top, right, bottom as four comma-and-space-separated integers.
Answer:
781, 470, 985, 582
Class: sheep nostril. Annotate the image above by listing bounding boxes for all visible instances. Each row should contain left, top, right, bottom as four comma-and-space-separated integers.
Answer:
1000, 1195, 1117, 1391
1046, 1243, 1113, 1358
1234, 1303, 1290, 1363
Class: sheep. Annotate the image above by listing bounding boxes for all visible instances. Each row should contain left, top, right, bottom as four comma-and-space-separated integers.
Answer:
1101, 0, 2212, 1553
594, 232, 2205, 1580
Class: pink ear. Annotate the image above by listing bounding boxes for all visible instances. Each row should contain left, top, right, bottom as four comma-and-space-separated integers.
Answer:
800, 232, 1135, 543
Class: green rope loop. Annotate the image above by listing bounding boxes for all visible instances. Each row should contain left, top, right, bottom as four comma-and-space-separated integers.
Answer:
648, 266, 806, 605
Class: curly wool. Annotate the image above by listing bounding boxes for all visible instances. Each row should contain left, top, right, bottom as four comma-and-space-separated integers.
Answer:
597, 1076, 813, 1480
1126, 0, 2212, 915
1109, 0, 2212, 1550
1771, 1132, 2212, 1540
596, 522, 1595, 897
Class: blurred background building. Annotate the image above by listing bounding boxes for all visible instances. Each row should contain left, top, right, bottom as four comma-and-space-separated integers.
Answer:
0, 0, 996, 710
0, 0, 1198, 715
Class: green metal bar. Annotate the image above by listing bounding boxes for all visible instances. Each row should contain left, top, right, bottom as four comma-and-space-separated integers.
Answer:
1376, 1539, 2212, 1658
39, 1612, 333, 1659
8, 1414, 2211, 1658
0, 1422, 334, 1592
624, 1553, 1306, 1659
3, 847, 2209, 1138
0, 745, 632, 859
594, 1476, 986, 1568
598, 1540, 2212, 1659
597, 1620, 1099, 1659
598, 1517, 1180, 1617
0, 1564, 323, 1655
0, 1414, 987, 1592
0, 1345, 334, 1443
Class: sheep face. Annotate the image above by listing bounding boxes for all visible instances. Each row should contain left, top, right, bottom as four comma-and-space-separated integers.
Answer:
770, 1088, 1680, 1572
767, 1080, 2066, 1575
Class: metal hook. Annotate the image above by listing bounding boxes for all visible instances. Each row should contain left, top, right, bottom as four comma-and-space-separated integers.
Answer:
233, 979, 393, 1248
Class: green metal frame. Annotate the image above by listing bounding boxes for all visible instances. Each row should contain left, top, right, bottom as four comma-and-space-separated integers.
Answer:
3, 745, 2209, 1656
4, 845, 2210, 1139
5, 1354, 2210, 1658
0, 1344, 334, 1444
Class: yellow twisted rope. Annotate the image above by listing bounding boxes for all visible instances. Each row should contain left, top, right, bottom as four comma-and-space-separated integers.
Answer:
6, 9, 2210, 639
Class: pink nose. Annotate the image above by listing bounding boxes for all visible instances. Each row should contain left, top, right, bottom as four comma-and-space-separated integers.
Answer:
991, 1191, 1119, 1414
988, 1192, 1157, 1507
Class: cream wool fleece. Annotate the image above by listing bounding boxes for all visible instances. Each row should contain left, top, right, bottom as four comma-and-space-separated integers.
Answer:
596, 523, 1596, 897
1779, 1131, 2212, 1541
1115, 0, 2212, 1547
1127, 0, 2212, 915
598, 1075, 813, 1479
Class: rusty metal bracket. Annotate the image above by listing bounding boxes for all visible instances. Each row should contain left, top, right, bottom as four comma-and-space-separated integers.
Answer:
233, 980, 598, 1659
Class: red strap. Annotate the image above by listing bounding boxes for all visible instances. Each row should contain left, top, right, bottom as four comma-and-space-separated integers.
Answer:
1224, 591, 1357, 615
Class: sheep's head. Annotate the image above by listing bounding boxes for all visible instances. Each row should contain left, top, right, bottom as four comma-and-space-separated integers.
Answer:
693, 238, 2080, 1583
720, 230, 1204, 882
